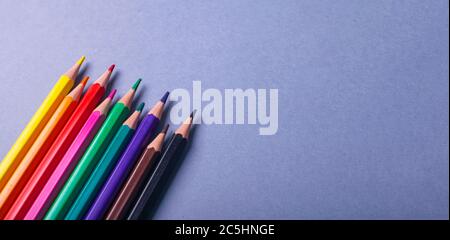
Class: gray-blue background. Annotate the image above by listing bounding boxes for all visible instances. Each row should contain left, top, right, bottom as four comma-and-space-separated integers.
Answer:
0, 0, 448, 219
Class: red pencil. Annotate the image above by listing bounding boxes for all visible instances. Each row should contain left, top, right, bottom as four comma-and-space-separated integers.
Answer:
25, 90, 116, 220
5, 65, 115, 220
0, 77, 88, 219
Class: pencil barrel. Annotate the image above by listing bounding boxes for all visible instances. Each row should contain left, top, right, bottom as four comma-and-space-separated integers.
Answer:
5, 83, 104, 220
127, 134, 187, 220
106, 148, 160, 220
45, 103, 129, 219
0, 75, 74, 192
85, 114, 160, 220
0, 96, 78, 219
62, 125, 134, 220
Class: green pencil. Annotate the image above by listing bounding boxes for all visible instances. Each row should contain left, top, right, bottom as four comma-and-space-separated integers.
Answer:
44, 79, 141, 220
64, 103, 144, 220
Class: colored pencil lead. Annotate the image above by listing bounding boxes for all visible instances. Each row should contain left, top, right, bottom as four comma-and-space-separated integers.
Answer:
136, 102, 145, 112
118, 79, 141, 108
162, 124, 169, 134
67, 79, 88, 101
108, 64, 116, 72
107, 89, 117, 100
80, 76, 89, 86
132, 78, 142, 91
161, 91, 170, 104
76, 56, 86, 66
94, 65, 115, 87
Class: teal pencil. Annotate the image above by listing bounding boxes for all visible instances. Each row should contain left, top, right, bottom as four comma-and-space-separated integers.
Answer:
45, 79, 141, 220
65, 103, 144, 220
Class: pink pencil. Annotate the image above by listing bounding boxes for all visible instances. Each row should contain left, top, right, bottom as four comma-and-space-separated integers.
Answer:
24, 90, 117, 220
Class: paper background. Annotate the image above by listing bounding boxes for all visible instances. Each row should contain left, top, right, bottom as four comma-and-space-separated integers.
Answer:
0, 0, 448, 219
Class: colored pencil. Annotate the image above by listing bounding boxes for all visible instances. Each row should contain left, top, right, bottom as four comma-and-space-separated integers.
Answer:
106, 124, 169, 220
63, 103, 145, 220
127, 113, 194, 220
85, 92, 169, 220
45, 79, 141, 219
24, 91, 116, 220
0, 78, 88, 219
5, 65, 114, 220
0, 56, 85, 192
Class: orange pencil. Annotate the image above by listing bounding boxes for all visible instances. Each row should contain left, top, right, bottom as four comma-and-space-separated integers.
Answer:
24, 90, 116, 220
0, 57, 85, 192
5, 65, 114, 220
0, 77, 88, 219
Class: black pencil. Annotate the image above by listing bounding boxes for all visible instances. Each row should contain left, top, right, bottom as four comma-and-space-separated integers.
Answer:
106, 124, 169, 220
126, 112, 195, 220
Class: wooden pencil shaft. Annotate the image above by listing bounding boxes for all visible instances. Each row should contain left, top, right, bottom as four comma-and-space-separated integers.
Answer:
62, 108, 143, 220
84, 94, 168, 220
106, 148, 159, 220
45, 102, 130, 219
63, 125, 135, 220
127, 134, 187, 220
84, 113, 160, 220
0, 95, 79, 219
0, 58, 83, 192
5, 83, 106, 220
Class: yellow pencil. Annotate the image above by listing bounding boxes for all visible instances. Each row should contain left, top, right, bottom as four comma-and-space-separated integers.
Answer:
0, 56, 85, 191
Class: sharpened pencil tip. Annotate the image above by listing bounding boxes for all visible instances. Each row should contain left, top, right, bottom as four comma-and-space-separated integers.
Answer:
108, 64, 116, 72
80, 76, 89, 86
107, 89, 117, 99
132, 78, 142, 91
162, 124, 169, 134
190, 110, 197, 118
136, 102, 145, 112
160, 91, 170, 104
76, 56, 86, 66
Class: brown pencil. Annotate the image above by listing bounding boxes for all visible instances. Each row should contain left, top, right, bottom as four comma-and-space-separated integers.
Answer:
105, 124, 169, 220
127, 112, 194, 220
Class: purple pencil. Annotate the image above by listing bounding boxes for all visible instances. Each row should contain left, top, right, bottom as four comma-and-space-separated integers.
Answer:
84, 92, 169, 220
